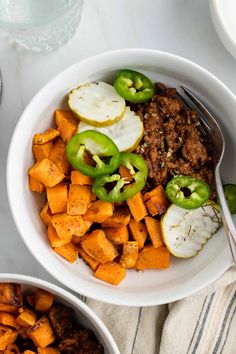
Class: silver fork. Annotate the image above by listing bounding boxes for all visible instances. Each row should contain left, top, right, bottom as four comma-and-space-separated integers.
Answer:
177, 86, 236, 264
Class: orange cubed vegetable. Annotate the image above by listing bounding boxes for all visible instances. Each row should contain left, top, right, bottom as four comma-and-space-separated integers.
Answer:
144, 185, 169, 216
35, 289, 53, 313
32, 142, 53, 162
83, 200, 113, 223
46, 184, 68, 214
47, 223, 71, 248
5, 344, 20, 354
54, 243, 79, 263
23, 351, 36, 354
40, 203, 52, 227
16, 308, 37, 327
67, 185, 93, 216
129, 218, 148, 250
81, 230, 118, 263
38, 349, 60, 354
33, 129, 59, 145
51, 213, 88, 239
0, 284, 22, 313
27, 317, 55, 348
71, 170, 93, 185
94, 262, 126, 285
0, 312, 18, 329
136, 245, 170, 270
28, 176, 45, 193
79, 248, 100, 271
144, 216, 164, 248
72, 219, 93, 243
26, 295, 35, 307
127, 193, 147, 222
55, 110, 78, 143
101, 207, 131, 227
49, 138, 70, 174
0, 325, 18, 351
29, 159, 64, 187
105, 226, 129, 245
119, 165, 133, 182
120, 241, 139, 268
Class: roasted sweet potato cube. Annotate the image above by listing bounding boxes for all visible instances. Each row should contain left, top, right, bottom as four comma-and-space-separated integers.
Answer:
67, 185, 93, 215
81, 230, 118, 263
46, 184, 68, 214
0, 284, 22, 313
55, 110, 78, 143
136, 245, 170, 270
40, 203, 52, 227
26, 295, 35, 308
94, 262, 126, 285
5, 344, 20, 353
83, 200, 113, 223
105, 226, 129, 245
29, 176, 45, 193
145, 217, 164, 248
129, 218, 148, 250
71, 170, 93, 185
16, 308, 37, 327
29, 159, 64, 187
27, 317, 55, 348
79, 248, 100, 271
54, 243, 79, 263
119, 165, 133, 182
33, 129, 59, 145
35, 289, 53, 313
47, 223, 71, 248
49, 138, 70, 174
23, 351, 36, 354
38, 349, 60, 354
0, 312, 18, 329
101, 207, 131, 227
51, 214, 87, 239
0, 325, 18, 351
144, 185, 169, 216
120, 241, 139, 268
32, 142, 53, 162
127, 192, 147, 222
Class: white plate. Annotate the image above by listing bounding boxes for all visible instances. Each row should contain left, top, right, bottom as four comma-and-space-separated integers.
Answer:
7, 49, 235, 306
209, 0, 236, 59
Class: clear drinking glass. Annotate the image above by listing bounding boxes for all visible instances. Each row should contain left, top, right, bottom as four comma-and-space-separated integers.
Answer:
0, 0, 84, 51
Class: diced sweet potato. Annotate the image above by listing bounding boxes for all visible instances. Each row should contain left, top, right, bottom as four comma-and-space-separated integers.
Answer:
32, 142, 53, 162
28, 176, 45, 193
105, 226, 129, 245
120, 241, 139, 268
72, 219, 92, 243
38, 349, 60, 354
129, 218, 148, 250
5, 344, 20, 354
81, 230, 118, 263
83, 200, 113, 223
55, 110, 78, 143
71, 170, 93, 185
16, 308, 37, 327
49, 138, 70, 174
0, 284, 22, 313
136, 245, 170, 270
18, 326, 28, 339
101, 207, 131, 227
27, 317, 55, 348
119, 165, 133, 182
47, 223, 71, 248
127, 193, 147, 222
67, 185, 93, 215
51, 213, 87, 239
0, 312, 18, 329
23, 351, 36, 354
144, 185, 169, 216
40, 203, 52, 227
35, 289, 53, 313
144, 217, 164, 248
26, 295, 35, 308
94, 262, 126, 285
46, 184, 68, 214
54, 243, 79, 263
29, 159, 64, 187
79, 248, 100, 271
0, 325, 18, 351
33, 129, 59, 145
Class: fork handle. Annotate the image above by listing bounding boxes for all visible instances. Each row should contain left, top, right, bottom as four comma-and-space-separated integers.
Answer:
215, 167, 236, 264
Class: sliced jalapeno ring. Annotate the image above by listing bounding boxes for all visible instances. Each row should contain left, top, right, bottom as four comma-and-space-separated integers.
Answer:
165, 176, 210, 209
223, 184, 236, 214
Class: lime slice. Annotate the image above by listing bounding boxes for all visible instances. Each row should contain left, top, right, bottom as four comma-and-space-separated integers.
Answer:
68, 82, 126, 127
78, 107, 144, 152
161, 201, 222, 258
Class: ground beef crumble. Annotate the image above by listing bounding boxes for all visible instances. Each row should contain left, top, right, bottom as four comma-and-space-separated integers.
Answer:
134, 83, 215, 192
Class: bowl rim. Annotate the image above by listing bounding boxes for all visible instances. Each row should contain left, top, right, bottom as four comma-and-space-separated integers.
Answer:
7, 48, 234, 306
0, 273, 120, 354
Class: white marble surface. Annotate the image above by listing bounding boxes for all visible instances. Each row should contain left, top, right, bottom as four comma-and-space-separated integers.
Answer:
0, 0, 236, 285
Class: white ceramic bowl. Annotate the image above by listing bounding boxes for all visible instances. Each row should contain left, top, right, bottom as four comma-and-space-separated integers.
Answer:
0, 273, 119, 354
7, 49, 235, 306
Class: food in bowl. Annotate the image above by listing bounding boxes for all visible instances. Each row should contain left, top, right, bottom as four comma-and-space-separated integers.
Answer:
0, 283, 104, 353
28, 68, 236, 286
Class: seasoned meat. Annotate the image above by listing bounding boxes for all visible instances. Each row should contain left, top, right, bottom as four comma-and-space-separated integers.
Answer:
58, 329, 104, 354
49, 305, 73, 339
134, 83, 215, 192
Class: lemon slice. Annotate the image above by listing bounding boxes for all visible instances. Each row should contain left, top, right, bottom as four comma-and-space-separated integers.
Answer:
68, 82, 126, 127
78, 107, 144, 152
161, 201, 222, 258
